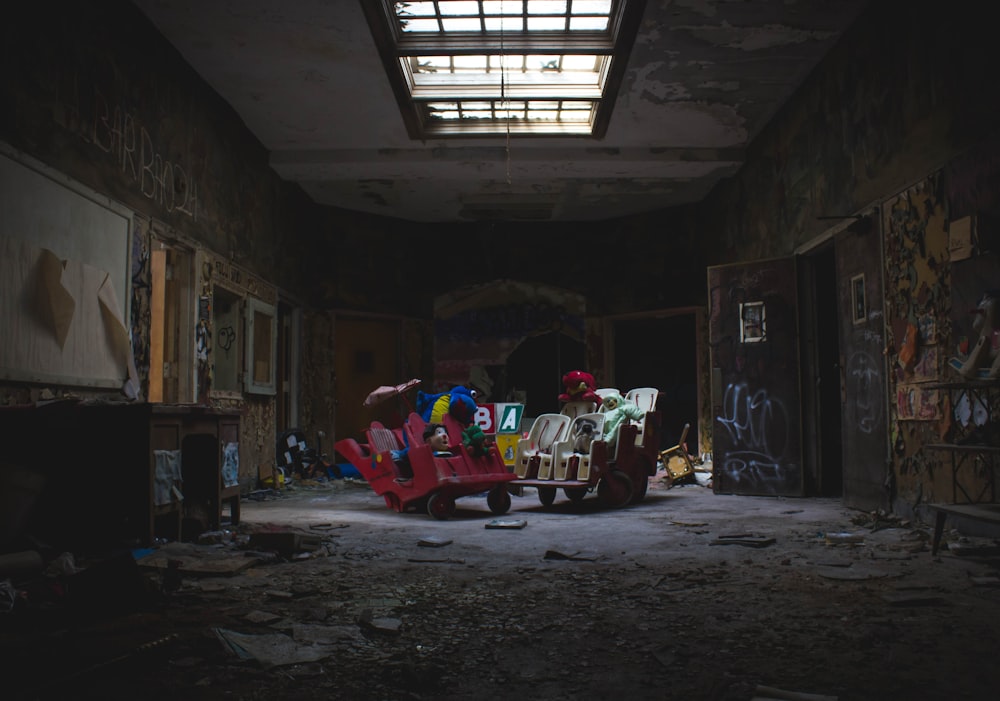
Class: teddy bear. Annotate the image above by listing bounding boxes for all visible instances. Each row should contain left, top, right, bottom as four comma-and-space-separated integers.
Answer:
558, 370, 602, 406
600, 390, 645, 448
461, 423, 491, 458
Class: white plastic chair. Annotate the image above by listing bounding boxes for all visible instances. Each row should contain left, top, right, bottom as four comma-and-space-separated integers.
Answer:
561, 400, 597, 419
514, 414, 572, 479
551, 413, 605, 482
624, 387, 659, 447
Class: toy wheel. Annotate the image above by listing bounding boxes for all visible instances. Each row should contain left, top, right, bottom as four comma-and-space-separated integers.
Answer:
426, 491, 455, 520
631, 474, 649, 503
537, 486, 557, 507
564, 487, 587, 504
487, 485, 512, 515
597, 470, 633, 509
630, 457, 653, 503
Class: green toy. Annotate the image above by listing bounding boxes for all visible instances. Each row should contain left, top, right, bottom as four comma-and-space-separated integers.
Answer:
462, 424, 491, 458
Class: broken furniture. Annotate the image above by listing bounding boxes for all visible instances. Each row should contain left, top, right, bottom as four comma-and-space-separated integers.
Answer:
0, 401, 241, 549
659, 422, 697, 485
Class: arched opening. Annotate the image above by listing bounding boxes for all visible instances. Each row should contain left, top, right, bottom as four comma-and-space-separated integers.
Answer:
499, 331, 585, 418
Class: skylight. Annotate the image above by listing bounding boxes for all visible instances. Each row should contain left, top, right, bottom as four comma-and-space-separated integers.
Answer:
362, 0, 646, 138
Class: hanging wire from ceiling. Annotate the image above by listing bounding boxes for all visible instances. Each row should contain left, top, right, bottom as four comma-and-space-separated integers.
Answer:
499, 0, 512, 185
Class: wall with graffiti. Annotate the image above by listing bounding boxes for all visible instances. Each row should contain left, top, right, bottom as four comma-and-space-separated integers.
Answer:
708, 258, 802, 496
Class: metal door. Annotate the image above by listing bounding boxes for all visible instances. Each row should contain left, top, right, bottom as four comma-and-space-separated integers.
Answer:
834, 221, 889, 510
708, 258, 804, 496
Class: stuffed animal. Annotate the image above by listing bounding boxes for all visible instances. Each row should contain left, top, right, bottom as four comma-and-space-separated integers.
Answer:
558, 370, 602, 406
600, 390, 644, 447
572, 418, 599, 454
416, 385, 478, 426
461, 424, 491, 458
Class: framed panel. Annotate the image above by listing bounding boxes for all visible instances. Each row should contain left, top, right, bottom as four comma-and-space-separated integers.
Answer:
851, 273, 866, 325
739, 301, 766, 343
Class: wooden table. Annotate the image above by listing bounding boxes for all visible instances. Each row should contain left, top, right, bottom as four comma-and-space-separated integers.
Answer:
929, 503, 1000, 555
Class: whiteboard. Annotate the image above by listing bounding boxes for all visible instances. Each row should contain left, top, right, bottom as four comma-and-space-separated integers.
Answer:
0, 143, 133, 388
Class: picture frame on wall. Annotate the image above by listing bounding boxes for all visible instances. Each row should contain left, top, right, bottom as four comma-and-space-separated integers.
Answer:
739, 301, 766, 343
851, 274, 866, 325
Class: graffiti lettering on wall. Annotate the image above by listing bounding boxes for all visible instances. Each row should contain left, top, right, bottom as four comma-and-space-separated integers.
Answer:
91, 88, 199, 220
716, 382, 791, 491
846, 351, 883, 433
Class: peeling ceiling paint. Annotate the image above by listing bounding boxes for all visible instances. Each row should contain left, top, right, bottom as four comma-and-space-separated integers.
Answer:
131, 0, 870, 222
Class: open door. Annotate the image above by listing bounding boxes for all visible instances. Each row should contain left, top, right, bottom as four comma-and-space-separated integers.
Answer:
834, 218, 889, 511
708, 258, 804, 496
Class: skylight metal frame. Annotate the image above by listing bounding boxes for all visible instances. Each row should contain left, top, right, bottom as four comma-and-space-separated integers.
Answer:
361, 0, 646, 139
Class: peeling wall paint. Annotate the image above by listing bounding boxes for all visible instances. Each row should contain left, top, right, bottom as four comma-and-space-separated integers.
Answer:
881, 177, 955, 510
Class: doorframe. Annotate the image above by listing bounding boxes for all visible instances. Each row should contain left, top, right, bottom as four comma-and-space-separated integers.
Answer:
601, 307, 706, 454
796, 242, 843, 496
794, 207, 888, 501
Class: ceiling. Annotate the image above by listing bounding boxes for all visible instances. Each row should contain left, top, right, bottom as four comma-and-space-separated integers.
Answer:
131, 0, 870, 223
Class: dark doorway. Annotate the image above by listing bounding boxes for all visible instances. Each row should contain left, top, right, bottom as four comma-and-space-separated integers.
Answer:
800, 244, 844, 497
613, 315, 698, 452
502, 332, 585, 419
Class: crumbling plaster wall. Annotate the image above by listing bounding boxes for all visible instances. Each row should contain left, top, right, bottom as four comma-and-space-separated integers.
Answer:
692, 2, 997, 263
0, 0, 326, 488
672, 2, 1000, 511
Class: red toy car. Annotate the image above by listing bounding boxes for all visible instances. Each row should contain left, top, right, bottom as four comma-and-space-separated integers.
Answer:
334, 412, 517, 519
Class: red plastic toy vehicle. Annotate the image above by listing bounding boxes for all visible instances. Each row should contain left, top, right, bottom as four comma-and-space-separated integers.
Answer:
334, 412, 517, 519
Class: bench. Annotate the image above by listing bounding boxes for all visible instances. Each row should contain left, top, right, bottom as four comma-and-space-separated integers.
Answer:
929, 503, 1000, 555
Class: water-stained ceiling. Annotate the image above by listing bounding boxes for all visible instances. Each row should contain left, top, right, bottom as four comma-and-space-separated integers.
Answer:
131, 0, 870, 222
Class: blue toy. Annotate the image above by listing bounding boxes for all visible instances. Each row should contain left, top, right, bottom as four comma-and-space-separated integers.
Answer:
416, 385, 478, 426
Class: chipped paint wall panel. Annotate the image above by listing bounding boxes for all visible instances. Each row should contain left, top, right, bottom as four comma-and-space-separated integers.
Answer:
880, 177, 955, 514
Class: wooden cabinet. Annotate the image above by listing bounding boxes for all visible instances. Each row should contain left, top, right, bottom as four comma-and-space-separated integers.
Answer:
0, 401, 242, 550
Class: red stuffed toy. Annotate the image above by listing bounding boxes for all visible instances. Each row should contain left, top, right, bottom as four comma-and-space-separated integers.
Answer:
558, 370, 602, 406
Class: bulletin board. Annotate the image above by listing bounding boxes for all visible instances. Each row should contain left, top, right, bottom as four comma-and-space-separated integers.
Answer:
0, 144, 133, 389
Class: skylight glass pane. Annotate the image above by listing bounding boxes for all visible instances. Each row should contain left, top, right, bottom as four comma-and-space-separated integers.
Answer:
527, 17, 568, 30
401, 19, 441, 32
406, 54, 606, 89
442, 17, 483, 31
571, 0, 612, 13
528, 1, 568, 13
568, 16, 609, 30
482, 1, 524, 14
382, 0, 633, 135
453, 55, 488, 69
395, 0, 614, 34
440, 1, 482, 15
423, 99, 595, 124
483, 16, 524, 31
562, 55, 600, 71
396, 2, 436, 17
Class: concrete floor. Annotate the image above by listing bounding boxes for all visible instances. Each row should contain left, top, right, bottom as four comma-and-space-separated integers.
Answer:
6, 475, 1000, 700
